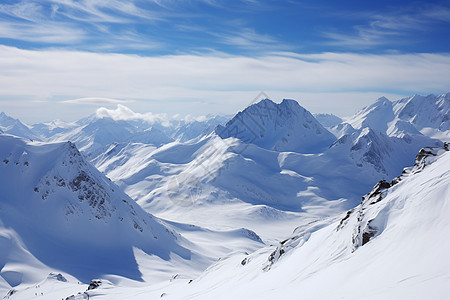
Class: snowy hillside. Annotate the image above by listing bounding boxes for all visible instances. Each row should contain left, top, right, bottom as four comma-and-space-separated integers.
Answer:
0, 135, 190, 287
217, 99, 336, 153
148, 144, 450, 300
0, 134, 264, 299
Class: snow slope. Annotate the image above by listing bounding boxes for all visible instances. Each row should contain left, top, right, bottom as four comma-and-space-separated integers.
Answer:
0, 134, 264, 299
0, 135, 190, 288
139, 144, 450, 300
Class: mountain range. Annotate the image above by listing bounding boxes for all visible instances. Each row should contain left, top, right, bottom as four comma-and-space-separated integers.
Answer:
0, 92, 449, 299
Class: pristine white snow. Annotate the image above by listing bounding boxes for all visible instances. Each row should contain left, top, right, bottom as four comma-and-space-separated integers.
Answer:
0, 93, 449, 299
346, 93, 450, 141
98, 144, 448, 300
0, 134, 263, 299
0, 113, 38, 141
217, 99, 336, 153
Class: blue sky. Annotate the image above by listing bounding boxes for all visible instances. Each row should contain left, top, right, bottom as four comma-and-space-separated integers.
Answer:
1, 0, 450, 122
2, 0, 450, 54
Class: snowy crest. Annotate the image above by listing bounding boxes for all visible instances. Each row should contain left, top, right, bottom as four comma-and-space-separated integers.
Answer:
217, 99, 336, 153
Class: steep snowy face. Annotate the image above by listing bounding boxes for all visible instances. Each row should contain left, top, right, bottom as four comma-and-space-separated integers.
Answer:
343, 93, 450, 139
345, 97, 395, 133
0, 135, 188, 283
172, 115, 230, 142
0, 112, 38, 141
338, 144, 450, 253
394, 93, 450, 131
329, 126, 442, 178
217, 99, 336, 153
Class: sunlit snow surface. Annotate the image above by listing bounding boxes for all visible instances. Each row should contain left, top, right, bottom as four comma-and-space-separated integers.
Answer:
78, 146, 450, 300
0, 94, 449, 299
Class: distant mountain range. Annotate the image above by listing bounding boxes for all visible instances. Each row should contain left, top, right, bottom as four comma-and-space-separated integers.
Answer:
0, 92, 449, 299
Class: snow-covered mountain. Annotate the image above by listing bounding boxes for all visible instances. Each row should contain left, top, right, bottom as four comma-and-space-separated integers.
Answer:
1, 93, 449, 299
48, 117, 174, 158
0, 112, 38, 141
0, 135, 191, 286
394, 93, 450, 131
0, 134, 264, 298
328, 126, 442, 178
328, 93, 447, 178
217, 99, 336, 153
89, 96, 444, 243
345, 93, 450, 141
314, 113, 343, 128
172, 115, 230, 142
30, 120, 78, 139
151, 144, 450, 300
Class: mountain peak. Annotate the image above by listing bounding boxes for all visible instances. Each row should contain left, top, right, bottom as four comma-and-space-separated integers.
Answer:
217, 98, 335, 153
375, 96, 390, 103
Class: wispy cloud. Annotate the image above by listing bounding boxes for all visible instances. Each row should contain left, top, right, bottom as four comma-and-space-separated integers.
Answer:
217, 27, 279, 48
62, 97, 134, 105
0, 0, 288, 53
323, 4, 450, 49
0, 21, 85, 44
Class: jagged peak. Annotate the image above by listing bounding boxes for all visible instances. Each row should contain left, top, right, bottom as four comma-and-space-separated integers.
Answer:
217, 98, 335, 153
375, 96, 391, 103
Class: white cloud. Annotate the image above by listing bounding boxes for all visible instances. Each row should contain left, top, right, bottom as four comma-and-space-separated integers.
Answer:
96, 104, 171, 125
216, 28, 280, 48
62, 97, 133, 105
95, 104, 218, 126
0, 46, 449, 121
0, 21, 85, 44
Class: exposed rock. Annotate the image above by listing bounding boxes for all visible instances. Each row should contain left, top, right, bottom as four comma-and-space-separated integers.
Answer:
87, 279, 102, 290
